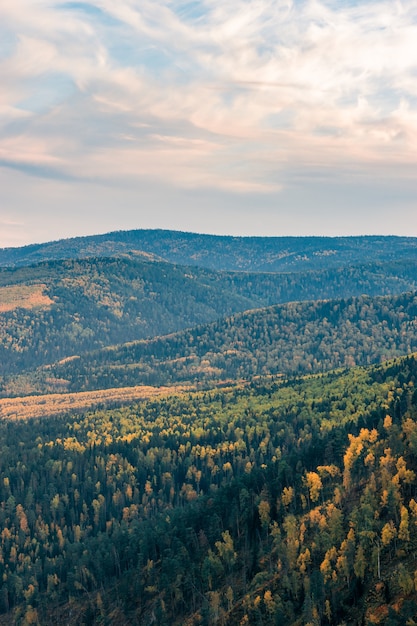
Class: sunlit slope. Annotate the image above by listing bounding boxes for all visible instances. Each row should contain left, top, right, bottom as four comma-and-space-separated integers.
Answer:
0, 384, 191, 421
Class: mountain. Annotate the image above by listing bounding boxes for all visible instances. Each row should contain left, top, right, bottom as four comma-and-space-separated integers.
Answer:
2, 230, 417, 625
0, 256, 255, 380
1, 252, 417, 393
18, 290, 415, 395
0, 354, 417, 625
2, 229, 417, 271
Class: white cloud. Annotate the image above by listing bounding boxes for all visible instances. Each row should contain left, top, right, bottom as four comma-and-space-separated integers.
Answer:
1, 0, 417, 240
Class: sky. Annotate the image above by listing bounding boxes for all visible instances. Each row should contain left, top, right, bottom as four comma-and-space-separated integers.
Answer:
1, 0, 417, 247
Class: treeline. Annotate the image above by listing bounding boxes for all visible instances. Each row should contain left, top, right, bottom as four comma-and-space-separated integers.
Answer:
31, 291, 417, 394
1, 356, 417, 624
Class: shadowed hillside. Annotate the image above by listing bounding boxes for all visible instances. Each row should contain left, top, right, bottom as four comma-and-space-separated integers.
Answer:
1, 254, 417, 391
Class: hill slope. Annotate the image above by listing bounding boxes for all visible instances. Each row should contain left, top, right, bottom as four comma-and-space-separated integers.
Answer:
0, 257, 256, 379
1, 254, 417, 390
0, 251, 417, 388
1, 356, 417, 624
29, 290, 417, 394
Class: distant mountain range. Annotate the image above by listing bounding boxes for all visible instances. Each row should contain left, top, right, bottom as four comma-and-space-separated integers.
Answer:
2, 229, 417, 271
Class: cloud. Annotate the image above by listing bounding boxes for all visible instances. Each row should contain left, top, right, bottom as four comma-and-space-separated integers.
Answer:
1, 0, 417, 240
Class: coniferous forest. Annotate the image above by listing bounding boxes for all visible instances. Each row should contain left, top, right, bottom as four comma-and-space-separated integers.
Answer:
1, 230, 417, 625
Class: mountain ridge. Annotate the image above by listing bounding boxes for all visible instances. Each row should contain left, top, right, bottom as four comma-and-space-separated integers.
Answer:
2, 229, 417, 272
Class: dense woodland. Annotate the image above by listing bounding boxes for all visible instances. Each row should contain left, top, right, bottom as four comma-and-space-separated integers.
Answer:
1, 356, 417, 624
2, 230, 417, 625
13, 290, 417, 395
0, 257, 254, 379
2, 255, 417, 392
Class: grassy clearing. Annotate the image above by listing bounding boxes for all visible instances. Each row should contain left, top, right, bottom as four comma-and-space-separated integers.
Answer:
0, 284, 53, 312
0, 384, 192, 420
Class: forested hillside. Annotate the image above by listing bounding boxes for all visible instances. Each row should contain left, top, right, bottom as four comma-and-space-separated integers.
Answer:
22, 290, 417, 395
2, 230, 417, 625
1, 254, 417, 392
2, 229, 417, 272
0, 257, 256, 378
1, 355, 417, 625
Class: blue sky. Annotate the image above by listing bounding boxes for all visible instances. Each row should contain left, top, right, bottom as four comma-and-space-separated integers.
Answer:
1, 0, 417, 247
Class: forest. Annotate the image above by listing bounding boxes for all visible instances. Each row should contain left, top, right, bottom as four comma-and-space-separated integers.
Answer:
2, 229, 417, 625
5, 289, 417, 397
2, 253, 417, 393
1, 355, 417, 624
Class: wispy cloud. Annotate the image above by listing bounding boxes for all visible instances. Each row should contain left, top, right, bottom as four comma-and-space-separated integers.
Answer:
1, 0, 417, 241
